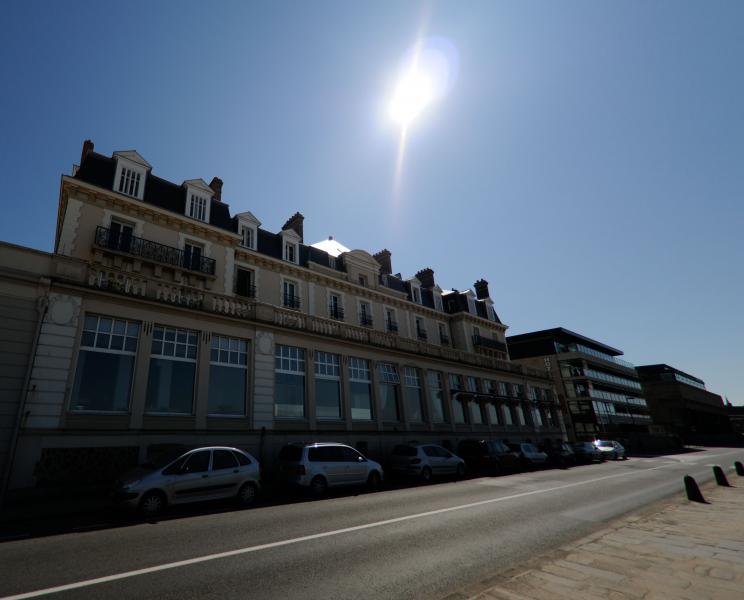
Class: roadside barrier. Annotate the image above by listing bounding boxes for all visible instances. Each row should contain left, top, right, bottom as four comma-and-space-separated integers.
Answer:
735, 461, 744, 476
683, 475, 706, 503
712, 466, 731, 487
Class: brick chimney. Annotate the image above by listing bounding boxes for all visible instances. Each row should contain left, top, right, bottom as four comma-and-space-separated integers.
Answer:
415, 268, 435, 288
474, 279, 490, 300
373, 249, 392, 275
209, 177, 223, 202
80, 139, 94, 165
282, 212, 304, 241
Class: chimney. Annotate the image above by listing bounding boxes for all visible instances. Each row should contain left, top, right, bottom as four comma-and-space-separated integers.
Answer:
373, 249, 392, 275
209, 177, 223, 202
282, 212, 304, 242
474, 279, 490, 300
415, 268, 435, 288
80, 139, 94, 165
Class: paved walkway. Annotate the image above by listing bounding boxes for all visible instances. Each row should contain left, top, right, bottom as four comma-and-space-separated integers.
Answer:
451, 479, 744, 600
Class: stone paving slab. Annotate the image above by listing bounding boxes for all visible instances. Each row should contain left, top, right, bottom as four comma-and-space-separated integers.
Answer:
451, 483, 744, 600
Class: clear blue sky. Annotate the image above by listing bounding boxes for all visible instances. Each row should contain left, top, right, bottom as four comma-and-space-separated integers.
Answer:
1, 1, 742, 403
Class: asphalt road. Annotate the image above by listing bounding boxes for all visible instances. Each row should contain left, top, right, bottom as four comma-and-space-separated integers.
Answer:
1, 447, 742, 600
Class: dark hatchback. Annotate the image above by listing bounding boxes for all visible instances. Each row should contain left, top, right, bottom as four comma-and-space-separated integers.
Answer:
456, 439, 521, 474
572, 442, 603, 464
540, 441, 576, 468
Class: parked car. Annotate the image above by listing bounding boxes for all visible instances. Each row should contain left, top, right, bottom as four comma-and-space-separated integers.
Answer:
390, 443, 466, 482
540, 441, 576, 468
114, 446, 260, 517
572, 441, 604, 463
278, 442, 383, 495
505, 442, 548, 468
457, 439, 521, 474
594, 439, 627, 460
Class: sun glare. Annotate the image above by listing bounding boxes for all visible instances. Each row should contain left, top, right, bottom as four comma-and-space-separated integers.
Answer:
389, 68, 434, 128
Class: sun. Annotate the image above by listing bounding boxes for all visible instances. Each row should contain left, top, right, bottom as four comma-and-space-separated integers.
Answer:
388, 67, 435, 128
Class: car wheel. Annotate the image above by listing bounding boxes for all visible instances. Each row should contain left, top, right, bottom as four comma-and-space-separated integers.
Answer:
139, 490, 166, 518
237, 482, 258, 506
367, 470, 381, 490
310, 475, 328, 496
456, 463, 466, 479
421, 466, 433, 483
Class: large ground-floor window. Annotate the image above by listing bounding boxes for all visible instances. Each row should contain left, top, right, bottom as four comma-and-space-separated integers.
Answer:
427, 371, 446, 423
349, 357, 373, 420
315, 351, 341, 420
146, 326, 198, 414
404, 367, 424, 423
208, 335, 248, 416
70, 314, 139, 412
275, 344, 305, 418
377, 363, 400, 422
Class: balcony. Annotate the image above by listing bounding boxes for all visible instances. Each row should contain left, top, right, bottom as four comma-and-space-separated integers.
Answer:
329, 305, 345, 321
417, 329, 428, 341
234, 283, 256, 298
386, 320, 399, 333
283, 294, 301, 310
359, 314, 373, 328
94, 226, 216, 276
472, 334, 507, 353
440, 333, 450, 345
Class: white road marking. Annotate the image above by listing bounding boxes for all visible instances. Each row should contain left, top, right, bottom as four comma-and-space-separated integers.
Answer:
1, 455, 739, 600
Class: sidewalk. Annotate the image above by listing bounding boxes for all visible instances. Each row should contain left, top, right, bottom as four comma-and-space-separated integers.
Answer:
452, 481, 744, 600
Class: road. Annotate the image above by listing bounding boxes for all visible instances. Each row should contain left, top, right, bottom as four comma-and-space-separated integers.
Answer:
0, 447, 741, 600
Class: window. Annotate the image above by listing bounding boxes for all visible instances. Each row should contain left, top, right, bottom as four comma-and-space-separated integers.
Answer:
513, 384, 524, 398
70, 314, 139, 412
415, 317, 427, 340
404, 367, 424, 423
515, 404, 526, 426
467, 376, 479, 393
145, 326, 198, 414
284, 242, 296, 263
188, 194, 208, 222
434, 294, 443, 312
240, 226, 254, 249
315, 351, 341, 420
328, 256, 337, 269
386, 308, 398, 333
329, 294, 344, 320
208, 335, 248, 416
108, 219, 134, 253
349, 357, 373, 420
448, 374, 466, 423
235, 267, 255, 298
498, 381, 509, 397
213, 449, 239, 471
283, 279, 300, 309
470, 401, 484, 424
412, 286, 421, 303
275, 345, 305, 418
183, 450, 211, 473
358, 275, 368, 287
117, 167, 142, 198
487, 402, 500, 425
184, 242, 203, 272
502, 403, 513, 425
532, 406, 543, 427
438, 323, 449, 345
377, 363, 400, 421
359, 301, 372, 327
427, 371, 446, 423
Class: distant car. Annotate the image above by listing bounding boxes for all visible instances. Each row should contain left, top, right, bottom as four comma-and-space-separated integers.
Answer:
540, 441, 576, 468
277, 442, 383, 495
114, 446, 260, 517
572, 442, 604, 463
594, 440, 627, 460
506, 442, 548, 468
390, 443, 466, 482
457, 439, 521, 474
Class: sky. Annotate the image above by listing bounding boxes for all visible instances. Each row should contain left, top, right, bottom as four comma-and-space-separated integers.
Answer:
1, 1, 742, 402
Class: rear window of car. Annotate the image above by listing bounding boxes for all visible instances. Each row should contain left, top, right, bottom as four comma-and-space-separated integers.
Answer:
308, 446, 344, 462
279, 445, 303, 461
393, 445, 418, 457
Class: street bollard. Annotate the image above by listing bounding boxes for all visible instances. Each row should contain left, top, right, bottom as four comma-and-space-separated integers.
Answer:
713, 466, 731, 487
735, 461, 744, 476
684, 475, 706, 503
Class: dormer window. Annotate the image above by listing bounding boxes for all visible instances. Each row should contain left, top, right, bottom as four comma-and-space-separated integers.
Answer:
188, 193, 208, 222
118, 168, 141, 198
412, 287, 421, 303
434, 294, 443, 312
236, 212, 261, 251
285, 242, 296, 263
240, 225, 255, 249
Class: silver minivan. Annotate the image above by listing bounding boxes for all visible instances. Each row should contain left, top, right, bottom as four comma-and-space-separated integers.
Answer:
115, 446, 261, 517
390, 443, 467, 482
278, 442, 384, 495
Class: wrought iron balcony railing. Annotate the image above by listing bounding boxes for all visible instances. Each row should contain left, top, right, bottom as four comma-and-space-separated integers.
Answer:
234, 283, 257, 298
283, 294, 301, 310
386, 319, 399, 333
472, 334, 507, 353
329, 305, 345, 321
359, 314, 373, 327
95, 226, 216, 276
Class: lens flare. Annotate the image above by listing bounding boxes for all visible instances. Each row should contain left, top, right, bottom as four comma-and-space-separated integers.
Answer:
389, 69, 434, 127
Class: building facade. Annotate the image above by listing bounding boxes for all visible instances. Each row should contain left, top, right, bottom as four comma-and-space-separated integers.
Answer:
506, 328, 653, 442
636, 364, 732, 443
1, 141, 565, 490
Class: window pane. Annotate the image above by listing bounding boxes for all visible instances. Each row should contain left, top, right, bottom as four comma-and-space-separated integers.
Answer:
145, 358, 195, 414
470, 402, 483, 424
212, 449, 238, 470
315, 379, 341, 420
350, 381, 372, 420
184, 451, 210, 473
452, 399, 466, 423
208, 364, 246, 415
380, 384, 399, 421
405, 386, 423, 422
70, 350, 134, 412
429, 389, 445, 423
275, 372, 305, 418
